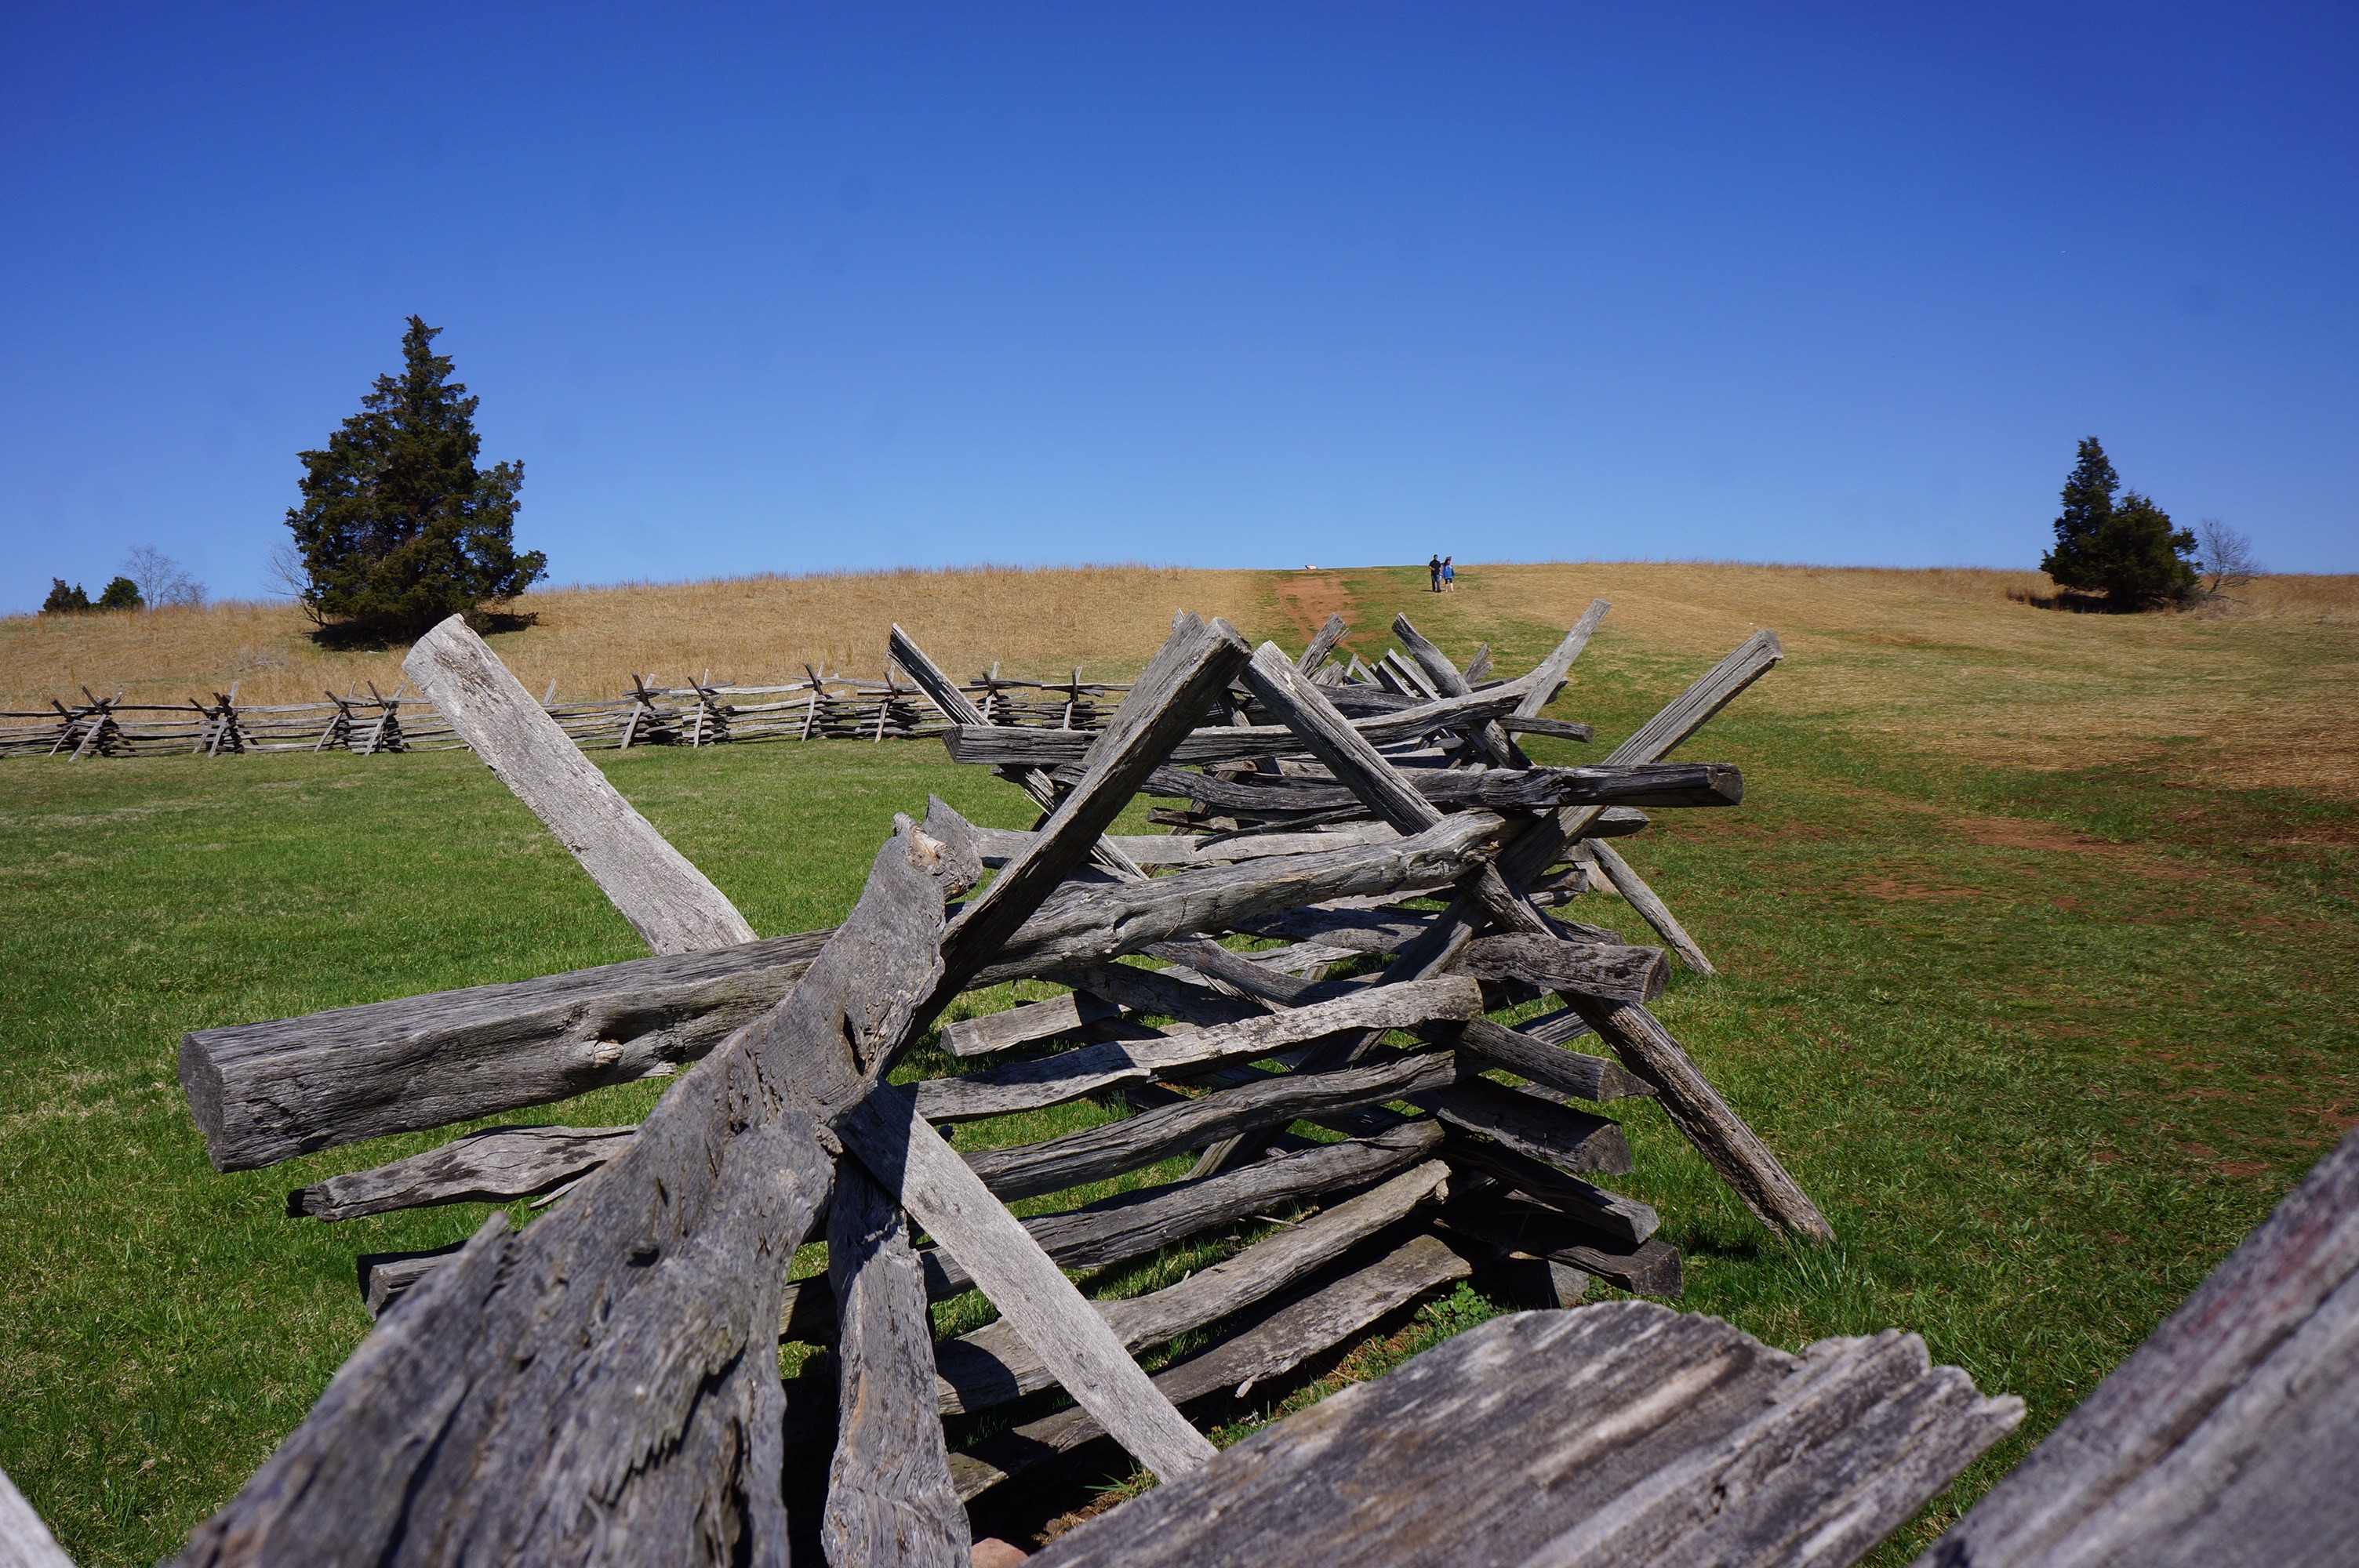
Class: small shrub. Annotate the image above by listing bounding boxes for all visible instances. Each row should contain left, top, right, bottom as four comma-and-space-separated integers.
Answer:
97, 575, 144, 611
41, 578, 90, 614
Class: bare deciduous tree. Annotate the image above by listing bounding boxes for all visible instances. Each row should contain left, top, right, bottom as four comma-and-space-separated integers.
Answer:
122, 546, 206, 609
2194, 517, 2262, 600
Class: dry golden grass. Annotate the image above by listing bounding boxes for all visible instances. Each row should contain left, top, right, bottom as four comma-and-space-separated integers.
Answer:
1457, 563, 2359, 797
0, 567, 1270, 710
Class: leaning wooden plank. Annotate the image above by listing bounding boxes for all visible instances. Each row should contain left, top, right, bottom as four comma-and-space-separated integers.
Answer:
1448, 1014, 1653, 1102
1512, 598, 1612, 720
1026, 1301, 2018, 1568
182, 817, 1488, 1171
1609, 626, 1784, 763
402, 615, 757, 953
962, 1054, 1457, 1202
948, 1230, 1481, 1503
915, 977, 1482, 1123
169, 811, 970, 1568
287, 1125, 636, 1221
836, 1087, 1216, 1483
1583, 837, 1716, 975
925, 1160, 1452, 1416
1919, 1122, 2359, 1568
1562, 996, 1833, 1243
822, 1162, 970, 1568
776, 1124, 1445, 1341
1296, 612, 1350, 673
0, 1462, 76, 1568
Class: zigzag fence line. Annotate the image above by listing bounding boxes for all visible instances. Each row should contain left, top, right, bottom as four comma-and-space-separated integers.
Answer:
2, 664, 1131, 759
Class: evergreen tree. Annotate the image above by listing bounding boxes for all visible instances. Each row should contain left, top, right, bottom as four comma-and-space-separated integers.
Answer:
97, 576, 144, 610
41, 579, 90, 614
285, 317, 545, 637
2039, 437, 2197, 608
2041, 437, 2118, 586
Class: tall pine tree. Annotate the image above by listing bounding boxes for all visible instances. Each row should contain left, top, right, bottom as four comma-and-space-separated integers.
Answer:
2039, 437, 2197, 608
286, 317, 545, 637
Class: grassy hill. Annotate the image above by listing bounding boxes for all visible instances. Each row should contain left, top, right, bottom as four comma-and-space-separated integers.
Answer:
3, 562, 2355, 1563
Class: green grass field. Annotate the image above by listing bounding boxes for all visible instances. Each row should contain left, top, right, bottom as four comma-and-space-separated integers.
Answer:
4, 568, 2354, 1564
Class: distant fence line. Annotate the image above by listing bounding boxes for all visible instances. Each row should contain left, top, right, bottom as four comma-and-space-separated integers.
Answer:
3, 665, 1131, 760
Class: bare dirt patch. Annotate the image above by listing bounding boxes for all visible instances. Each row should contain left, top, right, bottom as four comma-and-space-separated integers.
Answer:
1273, 570, 1358, 644
1850, 878, 1979, 902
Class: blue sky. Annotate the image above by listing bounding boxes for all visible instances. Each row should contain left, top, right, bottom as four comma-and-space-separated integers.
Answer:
2, 2, 2352, 612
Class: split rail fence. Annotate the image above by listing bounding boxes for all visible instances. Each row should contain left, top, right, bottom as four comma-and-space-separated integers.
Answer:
5, 601, 2350, 1566
2, 664, 1128, 759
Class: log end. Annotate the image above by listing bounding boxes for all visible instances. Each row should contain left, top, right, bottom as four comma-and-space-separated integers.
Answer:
176, 1029, 236, 1173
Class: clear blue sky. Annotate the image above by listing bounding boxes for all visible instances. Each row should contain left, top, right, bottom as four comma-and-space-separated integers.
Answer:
3, 2, 2352, 612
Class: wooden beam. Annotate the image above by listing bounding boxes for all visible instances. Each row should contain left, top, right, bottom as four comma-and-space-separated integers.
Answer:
1020, 1303, 2019, 1568
401, 615, 756, 954
1296, 612, 1350, 674
288, 1126, 636, 1221
820, 1163, 970, 1568
1512, 599, 1612, 720
1582, 838, 1716, 975
941, 678, 1543, 768
1456, 931, 1668, 1007
966, 811, 1503, 985
1445, 1015, 1655, 1103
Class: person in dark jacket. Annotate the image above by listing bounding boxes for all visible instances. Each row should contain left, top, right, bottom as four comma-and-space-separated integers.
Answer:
1428, 554, 1442, 592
